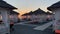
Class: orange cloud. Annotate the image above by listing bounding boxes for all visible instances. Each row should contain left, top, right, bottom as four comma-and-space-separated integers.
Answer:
20, 9, 31, 15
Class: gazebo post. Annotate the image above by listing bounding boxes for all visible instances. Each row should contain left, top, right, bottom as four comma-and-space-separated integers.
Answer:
1, 10, 10, 34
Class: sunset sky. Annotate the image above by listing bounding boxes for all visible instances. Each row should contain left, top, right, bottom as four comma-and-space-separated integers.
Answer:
4, 0, 60, 16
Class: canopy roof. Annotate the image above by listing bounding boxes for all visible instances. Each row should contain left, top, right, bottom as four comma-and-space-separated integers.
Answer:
10, 11, 19, 15
0, 0, 17, 9
22, 8, 53, 16
47, 1, 60, 11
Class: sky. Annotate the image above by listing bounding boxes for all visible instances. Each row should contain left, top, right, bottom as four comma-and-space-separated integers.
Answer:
4, 0, 60, 15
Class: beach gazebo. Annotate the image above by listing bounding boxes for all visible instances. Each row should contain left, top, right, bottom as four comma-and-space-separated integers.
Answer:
0, 0, 17, 34
30, 8, 47, 22
10, 11, 19, 23
47, 1, 60, 34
